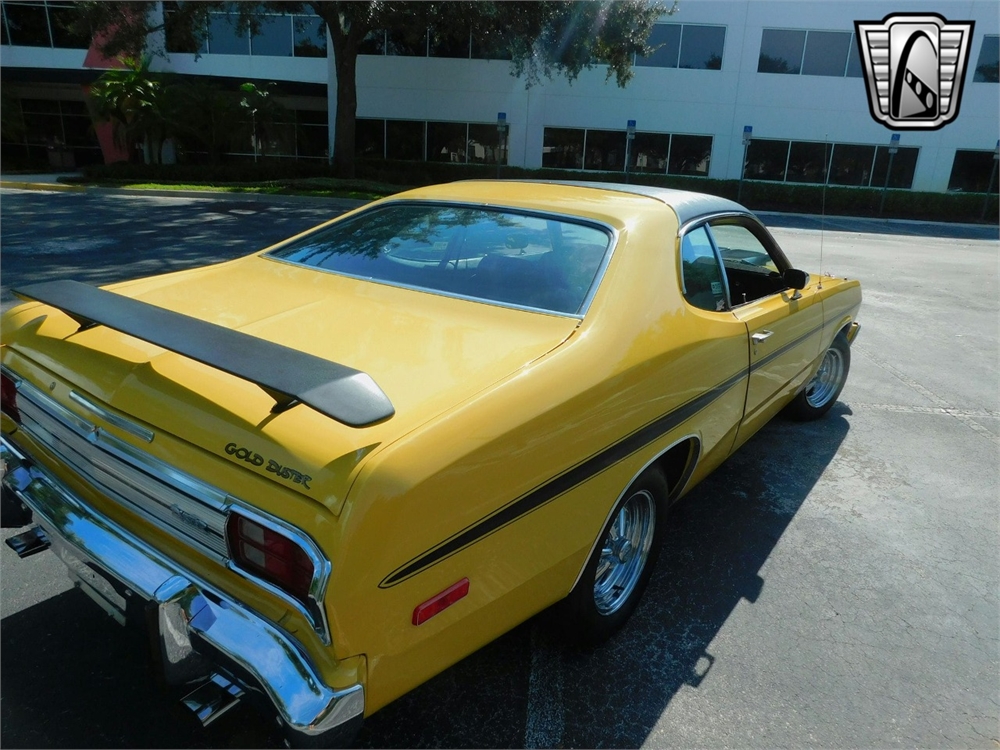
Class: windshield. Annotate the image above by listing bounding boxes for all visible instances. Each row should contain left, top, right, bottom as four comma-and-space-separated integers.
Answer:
266, 203, 613, 316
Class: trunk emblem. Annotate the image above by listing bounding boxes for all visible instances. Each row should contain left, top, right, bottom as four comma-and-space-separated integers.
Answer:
225, 443, 312, 490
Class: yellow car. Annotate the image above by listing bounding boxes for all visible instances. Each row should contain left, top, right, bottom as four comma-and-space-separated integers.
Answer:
0, 181, 860, 746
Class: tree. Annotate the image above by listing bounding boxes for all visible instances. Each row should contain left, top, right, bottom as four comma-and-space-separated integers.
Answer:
75, 1, 676, 177
88, 55, 172, 163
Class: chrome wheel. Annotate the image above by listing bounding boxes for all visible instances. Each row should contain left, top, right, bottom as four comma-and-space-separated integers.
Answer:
805, 346, 845, 409
593, 489, 656, 615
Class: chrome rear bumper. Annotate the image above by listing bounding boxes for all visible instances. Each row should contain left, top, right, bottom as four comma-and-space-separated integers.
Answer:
1, 435, 363, 743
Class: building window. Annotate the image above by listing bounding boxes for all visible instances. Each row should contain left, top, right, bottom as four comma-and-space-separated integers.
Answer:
2, 96, 102, 169
427, 121, 468, 162
207, 12, 248, 55
164, 7, 324, 57
632, 132, 670, 173
355, 118, 385, 158
1, 0, 89, 48
974, 35, 999, 83
429, 24, 470, 58
471, 31, 511, 60
669, 134, 712, 176
948, 150, 999, 193
386, 27, 427, 56
636, 23, 724, 70
356, 119, 508, 165
293, 15, 326, 57
759, 28, 859, 77
542, 127, 712, 176
542, 127, 585, 169
744, 137, 918, 189
585, 129, 627, 171
251, 15, 292, 56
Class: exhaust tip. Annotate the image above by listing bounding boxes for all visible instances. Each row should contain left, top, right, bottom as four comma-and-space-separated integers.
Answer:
5, 526, 49, 558
181, 673, 245, 727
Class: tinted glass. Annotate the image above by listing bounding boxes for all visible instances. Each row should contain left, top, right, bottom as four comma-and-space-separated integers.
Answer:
829, 143, 876, 186
948, 150, 998, 193
359, 29, 384, 55
846, 33, 864, 77
386, 120, 423, 160
974, 35, 999, 83
267, 204, 612, 315
427, 121, 467, 162
252, 15, 292, 56
49, 5, 89, 48
386, 27, 426, 56
4, 3, 50, 46
296, 122, 327, 158
1, 11, 8, 45
668, 134, 711, 176
681, 226, 727, 312
471, 32, 510, 60
744, 139, 789, 180
679, 25, 725, 70
208, 13, 248, 55
468, 123, 505, 164
710, 224, 778, 274
871, 146, 918, 189
429, 25, 469, 58
759, 28, 805, 74
631, 132, 670, 173
164, 2, 204, 53
584, 129, 626, 171
801, 30, 851, 76
636, 23, 680, 67
293, 16, 326, 56
355, 118, 384, 158
542, 127, 584, 169
786, 141, 830, 183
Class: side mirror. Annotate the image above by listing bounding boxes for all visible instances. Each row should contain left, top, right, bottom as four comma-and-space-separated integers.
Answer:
782, 268, 809, 290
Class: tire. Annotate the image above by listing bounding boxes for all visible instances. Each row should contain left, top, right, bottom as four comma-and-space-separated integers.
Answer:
558, 468, 668, 646
785, 333, 851, 421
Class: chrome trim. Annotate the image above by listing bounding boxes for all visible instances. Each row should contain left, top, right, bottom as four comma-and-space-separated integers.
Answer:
1, 436, 363, 740
69, 390, 155, 443
262, 199, 621, 321
569, 434, 700, 593
676, 220, 734, 311
8, 375, 331, 642
1, 364, 22, 386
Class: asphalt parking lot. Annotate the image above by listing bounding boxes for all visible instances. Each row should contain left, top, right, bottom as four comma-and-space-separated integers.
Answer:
0, 188, 997, 748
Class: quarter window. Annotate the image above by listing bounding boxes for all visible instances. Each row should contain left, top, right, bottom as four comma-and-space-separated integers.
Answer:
709, 223, 786, 306
680, 227, 727, 312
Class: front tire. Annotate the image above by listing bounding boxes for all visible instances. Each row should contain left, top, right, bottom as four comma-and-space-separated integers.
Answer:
786, 333, 851, 421
559, 468, 668, 645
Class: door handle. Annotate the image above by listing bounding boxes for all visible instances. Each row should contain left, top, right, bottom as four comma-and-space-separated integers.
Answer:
751, 330, 774, 343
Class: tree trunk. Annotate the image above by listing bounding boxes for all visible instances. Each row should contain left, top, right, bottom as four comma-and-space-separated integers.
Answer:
332, 44, 358, 178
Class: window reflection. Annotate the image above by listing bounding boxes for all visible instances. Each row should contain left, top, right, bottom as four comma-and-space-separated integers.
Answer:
758, 29, 805, 74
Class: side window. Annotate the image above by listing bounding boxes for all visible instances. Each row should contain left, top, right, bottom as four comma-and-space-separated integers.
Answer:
680, 226, 727, 311
709, 223, 786, 306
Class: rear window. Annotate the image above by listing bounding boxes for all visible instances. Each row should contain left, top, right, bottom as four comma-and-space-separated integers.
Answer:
266, 203, 613, 315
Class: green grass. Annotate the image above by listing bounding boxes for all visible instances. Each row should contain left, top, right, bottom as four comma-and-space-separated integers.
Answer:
69, 176, 398, 202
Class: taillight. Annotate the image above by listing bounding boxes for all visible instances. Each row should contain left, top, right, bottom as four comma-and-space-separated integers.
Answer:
226, 512, 315, 604
1, 372, 20, 424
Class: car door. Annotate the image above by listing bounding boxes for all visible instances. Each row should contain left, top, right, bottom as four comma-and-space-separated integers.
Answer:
707, 217, 824, 450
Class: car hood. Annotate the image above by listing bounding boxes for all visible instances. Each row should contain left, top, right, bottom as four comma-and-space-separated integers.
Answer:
1, 255, 579, 512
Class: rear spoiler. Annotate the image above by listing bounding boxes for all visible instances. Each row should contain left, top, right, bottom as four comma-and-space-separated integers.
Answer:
13, 280, 394, 428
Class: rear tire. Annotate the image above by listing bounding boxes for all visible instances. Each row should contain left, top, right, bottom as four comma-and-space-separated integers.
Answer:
785, 333, 851, 421
558, 468, 668, 646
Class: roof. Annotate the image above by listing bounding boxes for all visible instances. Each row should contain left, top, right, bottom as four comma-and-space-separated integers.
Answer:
510, 181, 749, 225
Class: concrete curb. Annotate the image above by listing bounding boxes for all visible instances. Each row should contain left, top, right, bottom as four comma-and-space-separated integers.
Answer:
0, 181, 86, 192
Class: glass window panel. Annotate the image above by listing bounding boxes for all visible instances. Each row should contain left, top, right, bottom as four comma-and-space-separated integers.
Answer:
829, 143, 876, 186
429, 25, 469, 58
4, 3, 51, 46
208, 13, 248, 55
48, 5, 89, 48
679, 25, 725, 70
386, 27, 426, 56
681, 226, 727, 312
62, 115, 97, 147
252, 15, 292, 56
974, 35, 999, 83
1, 10, 9, 45
296, 109, 327, 126
801, 30, 851, 76
872, 145, 918, 189
359, 29, 384, 55
386, 120, 424, 160
266, 204, 612, 316
427, 121, 467, 163
471, 32, 510, 60
293, 16, 326, 57
467, 123, 505, 164
636, 23, 680, 68
542, 127, 584, 169
296, 124, 327, 157
22, 113, 62, 143
786, 141, 830, 183
669, 134, 712, 176
710, 223, 779, 274
355, 118, 385, 159
846, 33, 863, 77
21, 98, 60, 114
758, 28, 805, 74
59, 100, 88, 116
584, 129, 626, 171
164, 2, 205, 53
631, 132, 670, 173
948, 150, 998, 193
744, 138, 789, 180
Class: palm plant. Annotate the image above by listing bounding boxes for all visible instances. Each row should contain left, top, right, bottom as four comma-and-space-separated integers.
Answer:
88, 56, 172, 163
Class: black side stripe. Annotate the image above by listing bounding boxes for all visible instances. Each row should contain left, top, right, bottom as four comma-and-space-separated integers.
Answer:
379, 368, 747, 588
750, 318, 826, 373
